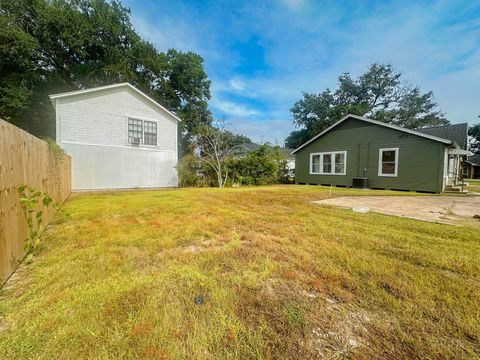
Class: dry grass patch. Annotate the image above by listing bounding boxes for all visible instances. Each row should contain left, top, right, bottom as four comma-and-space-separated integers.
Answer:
0, 185, 479, 359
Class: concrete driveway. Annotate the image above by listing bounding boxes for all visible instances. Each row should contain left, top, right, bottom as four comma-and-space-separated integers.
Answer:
314, 195, 480, 225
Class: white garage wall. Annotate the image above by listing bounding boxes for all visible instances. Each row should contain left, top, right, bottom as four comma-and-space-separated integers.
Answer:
55, 85, 178, 190
63, 143, 177, 190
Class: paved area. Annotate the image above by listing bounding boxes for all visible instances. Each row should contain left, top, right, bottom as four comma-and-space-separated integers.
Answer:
314, 195, 480, 225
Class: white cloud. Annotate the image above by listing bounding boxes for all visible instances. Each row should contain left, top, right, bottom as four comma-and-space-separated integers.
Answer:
212, 99, 259, 118
229, 78, 247, 92
228, 118, 293, 145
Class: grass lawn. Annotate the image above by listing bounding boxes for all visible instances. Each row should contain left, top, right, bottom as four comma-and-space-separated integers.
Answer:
1, 185, 479, 359
466, 178, 480, 193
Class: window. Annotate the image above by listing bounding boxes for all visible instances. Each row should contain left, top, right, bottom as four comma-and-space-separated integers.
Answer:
128, 118, 143, 144
143, 121, 157, 145
311, 154, 320, 173
128, 118, 157, 146
310, 151, 346, 175
378, 148, 399, 177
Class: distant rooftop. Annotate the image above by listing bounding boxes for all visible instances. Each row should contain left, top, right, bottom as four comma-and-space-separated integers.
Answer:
417, 123, 468, 149
233, 143, 295, 159
467, 154, 480, 165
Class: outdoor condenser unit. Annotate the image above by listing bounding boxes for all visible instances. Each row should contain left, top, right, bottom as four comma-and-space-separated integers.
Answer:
352, 177, 368, 189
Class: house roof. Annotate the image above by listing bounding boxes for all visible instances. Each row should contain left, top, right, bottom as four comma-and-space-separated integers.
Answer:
467, 154, 480, 165
416, 123, 468, 149
49, 82, 182, 122
291, 114, 453, 154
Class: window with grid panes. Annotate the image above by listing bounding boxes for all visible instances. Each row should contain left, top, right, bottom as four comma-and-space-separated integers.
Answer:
128, 119, 143, 144
143, 121, 157, 145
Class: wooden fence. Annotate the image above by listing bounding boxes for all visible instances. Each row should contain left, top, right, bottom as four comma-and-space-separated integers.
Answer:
0, 119, 71, 284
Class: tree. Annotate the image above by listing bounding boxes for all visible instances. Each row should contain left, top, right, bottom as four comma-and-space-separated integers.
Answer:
286, 64, 449, 148
194, 119, 237, 188
0, 0, 211, 151
285, 129, 310, 150
227, 132, 253, 147
469, 117, 480, 154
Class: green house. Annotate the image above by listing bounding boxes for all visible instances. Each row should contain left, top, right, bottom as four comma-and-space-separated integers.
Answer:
292, 114, 469, 193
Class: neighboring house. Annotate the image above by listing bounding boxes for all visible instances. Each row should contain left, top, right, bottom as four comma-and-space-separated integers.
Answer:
292, 114, 469, 193
464, 155, 480, 179
50, 83, 180, 190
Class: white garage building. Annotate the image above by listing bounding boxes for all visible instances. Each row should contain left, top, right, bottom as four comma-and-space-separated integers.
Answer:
50, 83, 179, 190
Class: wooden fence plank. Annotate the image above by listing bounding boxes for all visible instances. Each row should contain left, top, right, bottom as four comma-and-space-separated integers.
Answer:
0, 119, 71, 284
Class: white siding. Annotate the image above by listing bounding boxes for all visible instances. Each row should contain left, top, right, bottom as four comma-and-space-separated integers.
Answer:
62, 143, 177, 190
55, 86, 178, 190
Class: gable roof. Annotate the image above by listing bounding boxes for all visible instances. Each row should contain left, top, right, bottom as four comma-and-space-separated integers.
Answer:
416, 123, 468, 149
291, 114, 453, 154
49, 83, 182, 122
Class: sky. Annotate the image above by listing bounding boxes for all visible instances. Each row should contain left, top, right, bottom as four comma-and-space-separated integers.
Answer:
123, 0, 480, 144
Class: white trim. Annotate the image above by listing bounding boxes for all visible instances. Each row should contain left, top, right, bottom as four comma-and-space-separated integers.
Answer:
55, 99, 61, 144
310, 151, 347, 175
291, 114, 452, 154
175, 121, 178, 166
49, 82, 182, 122
378, 147, 399, 177
310, 153, 321, 174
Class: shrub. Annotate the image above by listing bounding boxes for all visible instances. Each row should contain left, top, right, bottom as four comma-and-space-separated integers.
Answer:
177, 154, 213, 187
229, 145, 289, 185
178, 145, 291, 187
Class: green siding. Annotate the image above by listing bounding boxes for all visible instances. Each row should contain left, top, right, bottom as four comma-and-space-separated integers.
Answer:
295, 117, 445, 193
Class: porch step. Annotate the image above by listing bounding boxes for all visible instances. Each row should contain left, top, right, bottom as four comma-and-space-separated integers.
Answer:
445, 190, 469, 194
445, 185, 465, 191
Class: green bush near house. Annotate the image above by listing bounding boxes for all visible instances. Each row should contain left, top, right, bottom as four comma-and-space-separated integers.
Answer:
178, 144, 290, 187
229, 144, 289, 185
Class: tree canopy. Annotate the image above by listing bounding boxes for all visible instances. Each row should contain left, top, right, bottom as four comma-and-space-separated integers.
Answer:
0, 0, 212, 150
286, 64, 449, 148
469, 117, 480, 155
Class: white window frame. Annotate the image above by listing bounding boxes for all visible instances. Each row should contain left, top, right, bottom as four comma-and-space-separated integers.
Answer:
125, 114, 158, 147
378, 147, 399, 177
310, 151, 347, 175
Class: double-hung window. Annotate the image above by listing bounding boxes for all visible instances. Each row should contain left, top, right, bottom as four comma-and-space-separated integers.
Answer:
310, 151, 347, 175
143, 121, 157, 145
128, 118, 157, 146
378, 148, 399, 177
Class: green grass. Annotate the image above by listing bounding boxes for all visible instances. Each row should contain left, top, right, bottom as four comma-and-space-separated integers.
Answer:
466, 178, 480, 192
1, 185, 479, 359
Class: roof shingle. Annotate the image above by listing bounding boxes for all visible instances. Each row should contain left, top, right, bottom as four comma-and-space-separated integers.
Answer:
417, 123, 468, 149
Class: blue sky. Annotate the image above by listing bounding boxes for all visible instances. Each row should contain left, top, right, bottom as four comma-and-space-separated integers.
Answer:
124, 0, 480, 144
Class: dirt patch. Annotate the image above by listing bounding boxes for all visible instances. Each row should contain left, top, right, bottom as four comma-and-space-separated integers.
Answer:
314, 195, 480, 225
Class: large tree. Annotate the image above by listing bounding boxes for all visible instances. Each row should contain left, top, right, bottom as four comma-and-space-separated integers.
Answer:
0, 0, 211, 152
286, 64, 448, 148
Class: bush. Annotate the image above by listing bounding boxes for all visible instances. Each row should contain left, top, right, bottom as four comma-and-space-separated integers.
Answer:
178, 145, 291, 187
229, 145, 289, 185
177, 154, 213, 187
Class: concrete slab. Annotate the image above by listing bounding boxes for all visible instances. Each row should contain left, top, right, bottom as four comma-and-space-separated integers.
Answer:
314, 196, 480, 225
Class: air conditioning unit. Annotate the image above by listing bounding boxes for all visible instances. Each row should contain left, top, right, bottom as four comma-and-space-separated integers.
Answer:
131, 137, 141, 145
352, 177, 369, 189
